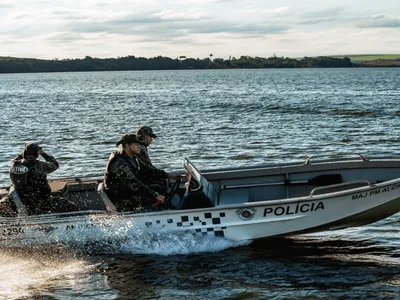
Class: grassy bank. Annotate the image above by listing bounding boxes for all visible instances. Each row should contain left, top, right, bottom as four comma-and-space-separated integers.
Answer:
331, 54, 400, 62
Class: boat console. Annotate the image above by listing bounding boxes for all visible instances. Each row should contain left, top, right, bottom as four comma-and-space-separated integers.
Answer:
174, 158, 217, 209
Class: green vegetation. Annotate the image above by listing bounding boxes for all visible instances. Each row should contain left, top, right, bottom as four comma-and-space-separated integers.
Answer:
331, 54, 400, 62
0, 55, 355, 73
1, 53, 399, 73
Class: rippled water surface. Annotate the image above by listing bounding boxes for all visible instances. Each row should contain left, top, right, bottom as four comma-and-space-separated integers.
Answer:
0, 68, 399, 299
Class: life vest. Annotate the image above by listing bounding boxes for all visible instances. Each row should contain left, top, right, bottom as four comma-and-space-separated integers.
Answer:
138, 143, 153, 167
10, 160, 32, 186
104, 152, 140, 202
9, 159, 51, 204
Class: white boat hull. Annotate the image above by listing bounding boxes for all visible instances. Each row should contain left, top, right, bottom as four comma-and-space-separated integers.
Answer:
1, 156, 400, 247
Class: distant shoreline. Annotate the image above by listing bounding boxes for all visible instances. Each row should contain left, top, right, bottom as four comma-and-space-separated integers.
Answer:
0, 55, 399, 74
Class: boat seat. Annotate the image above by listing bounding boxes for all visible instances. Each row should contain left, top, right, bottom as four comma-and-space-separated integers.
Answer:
49, 181, 69, 196
97, 183, 118, 213
8, 185, 28, 216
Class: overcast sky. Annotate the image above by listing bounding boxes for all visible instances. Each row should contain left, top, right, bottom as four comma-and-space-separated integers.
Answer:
1, 0, 399, 59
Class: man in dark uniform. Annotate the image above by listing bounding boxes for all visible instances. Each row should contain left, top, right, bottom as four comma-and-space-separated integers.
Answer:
135, 125, 172, 193
9, 143, 68, 215
135, 125, 157, 167
103, 133, 180, 212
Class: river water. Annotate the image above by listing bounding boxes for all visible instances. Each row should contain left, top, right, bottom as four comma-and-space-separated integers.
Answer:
0, 68, 399, 299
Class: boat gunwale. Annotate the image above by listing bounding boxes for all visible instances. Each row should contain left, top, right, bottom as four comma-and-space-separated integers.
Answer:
1, 156, 400, 225
204, 159, 400, 180
2, 176, 399, 226
2, 155, 400, 190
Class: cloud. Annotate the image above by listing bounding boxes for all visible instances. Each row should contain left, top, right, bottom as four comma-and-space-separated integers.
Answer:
49, 9, 88, 20
2, 1, 400, 59
12, 13, 32, 20
297, 16, 339, 25
153, 9, 204, 20
65, 13, 168, 34
263, 6, 290, 15
0, 3, 13, 8
210, 0, 242, 3
299, 6, 345, 24
186, 22, 287, 35
355, 14, 400, 28
46, 32, 89, 43
243, 6, 291, 17
301, 6, 345, 19
64, 9, 288, 40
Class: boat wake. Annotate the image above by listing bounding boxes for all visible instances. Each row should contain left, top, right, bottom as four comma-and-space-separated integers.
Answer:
0, 220, 250, 299
0, 247, 96, 300
75, 223, 251, 255
116, 230, 250, 255
1, 217, 250, 256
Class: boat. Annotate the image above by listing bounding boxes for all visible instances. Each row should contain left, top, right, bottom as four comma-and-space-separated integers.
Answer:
1, 155, 400, 247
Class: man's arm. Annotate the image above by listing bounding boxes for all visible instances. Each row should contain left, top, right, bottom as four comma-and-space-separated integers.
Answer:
138, 160, 168, 178
34, 151, 59, 175
13, 153, 23, 160
113, 160, 160, 200
139, 160, 182, 180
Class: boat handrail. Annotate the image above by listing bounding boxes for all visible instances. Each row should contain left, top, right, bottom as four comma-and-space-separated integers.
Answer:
26, 210, 109, 218
222, 182, 283, 189
308, 180, 373, 198
303, 154, 369, 165
221, 174, 342, 190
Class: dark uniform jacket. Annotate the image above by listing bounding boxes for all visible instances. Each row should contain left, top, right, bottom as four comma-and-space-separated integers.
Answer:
137, 143, 168, 192
9, 153, 59, 214
137, 143, 153, 167
104, 151, 168, 212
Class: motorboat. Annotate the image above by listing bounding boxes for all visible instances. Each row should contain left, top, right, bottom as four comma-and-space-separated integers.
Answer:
1, 155, 400, 247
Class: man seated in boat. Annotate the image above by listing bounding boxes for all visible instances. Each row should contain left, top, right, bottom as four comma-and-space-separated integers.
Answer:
103, 133, 181, 212
135, 125, 157, 167
9, 143, 75, 215
135, 125, 172, 194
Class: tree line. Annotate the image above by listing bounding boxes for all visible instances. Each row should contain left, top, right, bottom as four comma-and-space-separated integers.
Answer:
0, 55, 364, 73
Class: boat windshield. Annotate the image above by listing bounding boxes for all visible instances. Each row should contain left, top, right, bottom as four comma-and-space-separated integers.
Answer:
183, 158, 202, 184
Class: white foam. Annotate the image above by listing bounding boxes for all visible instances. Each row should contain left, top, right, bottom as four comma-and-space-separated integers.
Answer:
118, 229, 250, 255
0, 248, 95, 300
2, 217, 250, 255
64, 219, 250, 255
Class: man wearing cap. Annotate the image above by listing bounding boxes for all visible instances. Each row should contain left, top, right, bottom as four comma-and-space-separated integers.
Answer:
135, 125, 157, 167
136, 125, 171, 193
103, 133, 179, 212
9, 143, 63, 215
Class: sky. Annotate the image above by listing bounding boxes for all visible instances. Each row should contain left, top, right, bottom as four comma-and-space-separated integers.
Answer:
1, 0, 399, 60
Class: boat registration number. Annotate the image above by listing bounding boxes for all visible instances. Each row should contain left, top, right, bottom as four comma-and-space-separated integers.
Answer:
1, 227, 24, 236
